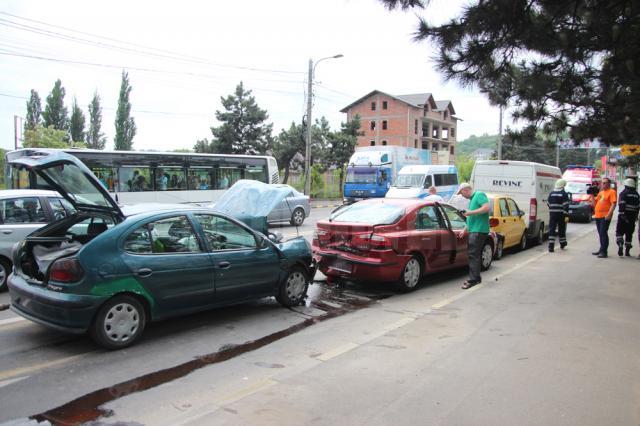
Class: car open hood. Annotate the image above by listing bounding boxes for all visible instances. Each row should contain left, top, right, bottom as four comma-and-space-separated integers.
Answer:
6, 149, 124, 221
212, 179, 291, 234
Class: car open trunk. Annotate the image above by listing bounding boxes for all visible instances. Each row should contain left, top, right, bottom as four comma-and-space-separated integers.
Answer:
14, 212, 113, 283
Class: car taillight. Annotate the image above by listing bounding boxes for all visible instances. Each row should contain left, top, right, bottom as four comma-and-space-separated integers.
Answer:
369, 234, 392, 250
529, 198, 537, 222
489, 218, 500, 227
49, 258, 84, 283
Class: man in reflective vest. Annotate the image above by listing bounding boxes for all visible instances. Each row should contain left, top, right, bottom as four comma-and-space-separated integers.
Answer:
547, 179, 570, 252
615, 178, 640, 257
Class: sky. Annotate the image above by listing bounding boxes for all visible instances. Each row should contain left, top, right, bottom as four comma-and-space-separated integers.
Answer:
0, 0, 508, 152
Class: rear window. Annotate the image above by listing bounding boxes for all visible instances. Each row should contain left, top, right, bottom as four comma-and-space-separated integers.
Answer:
331, 202, 405, 224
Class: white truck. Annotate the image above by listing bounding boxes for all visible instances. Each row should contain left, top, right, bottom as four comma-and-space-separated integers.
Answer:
470, 160, 562, 244
343, 146, 431, 203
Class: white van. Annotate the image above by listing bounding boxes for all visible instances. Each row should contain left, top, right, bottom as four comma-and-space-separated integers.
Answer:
470, 160, 562, 244
385, 165, 459, 200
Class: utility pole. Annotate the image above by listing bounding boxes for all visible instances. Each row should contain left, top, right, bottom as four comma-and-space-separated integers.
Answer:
556, 138, 560, 168
304, 59, 313, 196
14, 115, 23, 150
498, 106, 503, 160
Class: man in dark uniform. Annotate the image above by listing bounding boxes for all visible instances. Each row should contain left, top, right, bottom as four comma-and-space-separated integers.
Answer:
547, 179, 570, 252
615, 178, 640, 257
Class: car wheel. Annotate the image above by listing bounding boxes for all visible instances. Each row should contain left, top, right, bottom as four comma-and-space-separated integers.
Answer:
518, 232, 527, 251
290, 208, 305, 226
396, 256, 422, 292
481, 241, 494, 271
276, 266, 309, 307
536, 224, 545, 245
494, 238, 504, 260
0, 258, 11, 292
90, 295, 146, 350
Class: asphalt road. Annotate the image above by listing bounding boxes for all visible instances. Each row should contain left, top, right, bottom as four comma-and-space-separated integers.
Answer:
0, 209, 606, 424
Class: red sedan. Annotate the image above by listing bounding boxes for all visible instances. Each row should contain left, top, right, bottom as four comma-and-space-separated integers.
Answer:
312, 198, 498, 291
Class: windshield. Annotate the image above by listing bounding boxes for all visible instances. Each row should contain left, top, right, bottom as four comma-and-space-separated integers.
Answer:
331, 202, 405, 224
39, 163, 112, 207
565, 182, 588, 194
346, 167, 377, 184
395, 174, 423, 187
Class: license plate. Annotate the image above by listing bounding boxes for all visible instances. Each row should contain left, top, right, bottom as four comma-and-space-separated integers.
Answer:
331, 258, 352, 273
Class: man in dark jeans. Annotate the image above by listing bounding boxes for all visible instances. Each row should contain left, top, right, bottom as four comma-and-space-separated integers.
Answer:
592, 177, 617, 258
458, 183, 490, 289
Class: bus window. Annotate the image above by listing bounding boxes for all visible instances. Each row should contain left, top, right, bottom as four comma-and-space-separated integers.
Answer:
244, 165, 267, 183
156, 167, 186, 191
215, 168, 241, 189
118, 167, 151, 192
187, 168, 211, 190
90, 167, 116, 191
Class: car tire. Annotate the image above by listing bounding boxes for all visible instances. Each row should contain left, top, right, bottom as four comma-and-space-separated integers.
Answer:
481, 241, 494, 271
0, 258, 11, 292
494, 238, 504, 260
90, 295, 146, 350
518, 232, 527, 251
396, 255, 422, 292
290, 208, 305, 226
536, 223, 545, 245
276, 266, 309, 307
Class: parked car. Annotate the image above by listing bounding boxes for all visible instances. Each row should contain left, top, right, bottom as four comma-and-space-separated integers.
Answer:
268, 184, 310, 226
486, 193, 528, 255
6, 149, 315, 349
313, 198, 498, 292
0, 189, 77, 291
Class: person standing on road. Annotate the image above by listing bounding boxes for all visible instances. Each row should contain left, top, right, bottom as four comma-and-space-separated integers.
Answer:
592, 177, 617, 258
458, 183, 490, 289
424, 186, 444, 202
615, 178, 640, 257
547, 179, 570, 252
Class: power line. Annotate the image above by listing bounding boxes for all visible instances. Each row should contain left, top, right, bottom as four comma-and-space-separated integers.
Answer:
0, 13, 305, 75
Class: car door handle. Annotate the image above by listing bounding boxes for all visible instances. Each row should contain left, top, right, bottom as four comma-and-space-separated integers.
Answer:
217, 261, 231, 269
2, 230, 12, 235
136, 268, 153, 277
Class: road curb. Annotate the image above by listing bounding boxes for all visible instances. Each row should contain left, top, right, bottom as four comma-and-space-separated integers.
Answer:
311, 203, 342, 209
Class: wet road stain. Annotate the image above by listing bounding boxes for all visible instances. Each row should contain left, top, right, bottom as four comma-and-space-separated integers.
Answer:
375, 344, 407, 350
254, 362, 285, 369
31, 284, 391, 425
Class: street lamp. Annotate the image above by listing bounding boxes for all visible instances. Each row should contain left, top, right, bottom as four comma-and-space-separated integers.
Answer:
304, 54, 344, 196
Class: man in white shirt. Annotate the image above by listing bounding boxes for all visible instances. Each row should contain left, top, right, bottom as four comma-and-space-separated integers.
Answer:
424, 186, 444, 202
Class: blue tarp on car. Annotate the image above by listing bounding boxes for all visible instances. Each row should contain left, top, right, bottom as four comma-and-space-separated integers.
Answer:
212, 180, 291, 235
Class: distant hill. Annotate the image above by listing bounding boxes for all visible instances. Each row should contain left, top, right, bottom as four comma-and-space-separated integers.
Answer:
457, 134, 498, 156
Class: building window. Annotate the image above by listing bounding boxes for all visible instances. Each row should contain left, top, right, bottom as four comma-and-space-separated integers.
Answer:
442, 128, 449, 139
414, 139, 418, 148
371, 101, 376, 111
382, 120, 387, 130
451, 128, 455, 138
370, 140, 375, 146
382, 101, 388, 110
444, 110, 448, 120
450, 146, 455, 155
382, 140, 387, 146
414, 119, 418, 134
370, 121, 376, 131
432, 143, 439, 151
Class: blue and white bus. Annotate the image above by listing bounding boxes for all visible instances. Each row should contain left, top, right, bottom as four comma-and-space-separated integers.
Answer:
385, 164, 459, 201
6, 149, 279, 204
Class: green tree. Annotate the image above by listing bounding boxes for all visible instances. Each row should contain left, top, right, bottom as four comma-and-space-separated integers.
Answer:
114, 71, 136, 150
325, 116, 361, 194
193, 138, 212, 153
23, 125, 85, 148
25, 90, 42, 132
69, 98, 86, 144
87, 91, 107, 149
206, 82, 273, 155
42, 79, 68, 131
272, 123, 305, 184
455, 154, 475, 183
379, 0, 640, 146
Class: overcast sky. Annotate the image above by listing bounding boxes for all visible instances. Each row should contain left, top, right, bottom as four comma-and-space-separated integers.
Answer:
0, 0, 508, 152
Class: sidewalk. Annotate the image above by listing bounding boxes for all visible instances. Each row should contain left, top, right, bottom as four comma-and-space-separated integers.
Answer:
105, 224, 640, 425
310, 199, 342, 209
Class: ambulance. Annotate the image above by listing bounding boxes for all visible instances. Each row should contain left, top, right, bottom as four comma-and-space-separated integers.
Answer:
562, 165, 601, 222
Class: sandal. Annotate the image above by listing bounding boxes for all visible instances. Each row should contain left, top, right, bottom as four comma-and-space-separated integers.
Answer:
461, 281, 477, 290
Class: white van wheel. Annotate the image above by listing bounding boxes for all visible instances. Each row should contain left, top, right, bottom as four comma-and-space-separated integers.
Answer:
536, 224, 544, 245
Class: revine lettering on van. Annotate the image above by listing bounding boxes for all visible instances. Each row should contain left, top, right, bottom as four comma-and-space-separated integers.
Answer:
492, 180, 522, 187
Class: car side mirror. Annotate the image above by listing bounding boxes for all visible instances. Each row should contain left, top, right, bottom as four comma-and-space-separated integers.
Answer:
519, 211, 525, 217
267, 232, 283, 244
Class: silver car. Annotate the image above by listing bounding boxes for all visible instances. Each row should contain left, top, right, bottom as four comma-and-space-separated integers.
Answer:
0, 189, 76, 290
267, 185, 310, 226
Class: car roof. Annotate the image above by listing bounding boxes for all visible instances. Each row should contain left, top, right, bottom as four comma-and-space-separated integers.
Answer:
0, 189, 61, 198
358, 198, 433, 208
